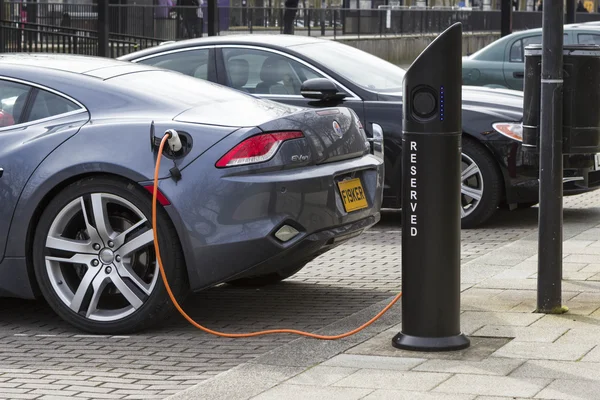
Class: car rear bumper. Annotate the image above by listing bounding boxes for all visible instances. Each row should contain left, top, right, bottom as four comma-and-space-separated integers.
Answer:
160, 154, 384, 292
508, 164, 600, 204
204, 213, 380, 286
492, 140, 600, 204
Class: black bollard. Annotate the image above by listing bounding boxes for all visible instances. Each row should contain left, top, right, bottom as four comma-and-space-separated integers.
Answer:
392, 22, 470, 352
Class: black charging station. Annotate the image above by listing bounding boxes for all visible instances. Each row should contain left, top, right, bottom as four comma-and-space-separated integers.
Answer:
392, 22, 470, 352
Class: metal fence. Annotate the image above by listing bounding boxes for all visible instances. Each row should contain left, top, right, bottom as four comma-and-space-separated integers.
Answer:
2, 1, 600, 57
4, 1, 600, 37
0, 19, 163, 57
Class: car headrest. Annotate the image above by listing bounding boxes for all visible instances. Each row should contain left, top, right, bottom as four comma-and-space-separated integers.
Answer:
229, 59, 249, 88
259, 56, 290, 84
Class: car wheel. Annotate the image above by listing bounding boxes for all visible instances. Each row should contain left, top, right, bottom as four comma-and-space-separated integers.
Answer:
460, 137, 503, 229
33, 176, 188, 334
226, 263, 307, 287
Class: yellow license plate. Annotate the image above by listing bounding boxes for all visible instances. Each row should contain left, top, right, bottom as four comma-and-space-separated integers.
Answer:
337, 178, 369, 212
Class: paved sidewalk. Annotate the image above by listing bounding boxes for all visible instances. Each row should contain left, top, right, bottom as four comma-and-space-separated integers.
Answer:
169, 197, 600, 400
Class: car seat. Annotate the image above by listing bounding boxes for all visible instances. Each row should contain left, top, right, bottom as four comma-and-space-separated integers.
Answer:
228, 59, 249, 92
256, 56, 298, 95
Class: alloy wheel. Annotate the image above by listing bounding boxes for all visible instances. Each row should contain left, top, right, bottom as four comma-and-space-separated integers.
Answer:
44, 193, 157, 322
461, 153, 484, 218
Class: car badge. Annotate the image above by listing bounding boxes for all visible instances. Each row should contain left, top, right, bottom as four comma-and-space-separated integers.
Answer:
332, 120, 343, 137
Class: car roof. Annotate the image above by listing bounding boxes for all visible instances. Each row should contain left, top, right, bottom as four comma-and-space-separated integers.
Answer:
566, 21, 600, 28
118, 34, 331, 60
158, 34, 326, 48
507, 25, 600, 36
0, 53, 154, 78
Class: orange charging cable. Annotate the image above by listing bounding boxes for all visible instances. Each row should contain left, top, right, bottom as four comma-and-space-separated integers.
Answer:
152, 134, 402, 339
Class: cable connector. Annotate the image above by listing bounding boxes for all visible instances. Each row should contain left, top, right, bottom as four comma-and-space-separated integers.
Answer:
165, 129, 182, 153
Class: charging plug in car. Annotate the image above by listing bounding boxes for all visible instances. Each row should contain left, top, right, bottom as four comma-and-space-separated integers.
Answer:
150, 122, 192, 158
165, 129, 182, 153
150, 122, 191, 182
164, 129, 183, 182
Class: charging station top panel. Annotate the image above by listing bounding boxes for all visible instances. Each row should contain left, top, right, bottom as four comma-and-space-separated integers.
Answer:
402, 23, 462, 134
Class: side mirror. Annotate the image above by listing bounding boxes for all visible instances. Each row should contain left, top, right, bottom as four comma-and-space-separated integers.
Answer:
300, 78, 347, 101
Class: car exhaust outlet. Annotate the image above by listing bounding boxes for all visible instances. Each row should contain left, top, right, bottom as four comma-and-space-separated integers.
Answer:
274, 225, 300, 242
392, 22, 470, 352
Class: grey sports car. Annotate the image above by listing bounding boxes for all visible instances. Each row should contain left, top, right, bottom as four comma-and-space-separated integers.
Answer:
0, 54, 383, 334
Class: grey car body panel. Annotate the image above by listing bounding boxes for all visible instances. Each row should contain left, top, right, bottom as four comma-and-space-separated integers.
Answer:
0, 113, 90, 262
0, 54, 383, 298
0, 258, 33, 299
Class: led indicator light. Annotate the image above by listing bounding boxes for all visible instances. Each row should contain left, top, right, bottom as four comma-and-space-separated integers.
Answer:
440, 86, 445, 121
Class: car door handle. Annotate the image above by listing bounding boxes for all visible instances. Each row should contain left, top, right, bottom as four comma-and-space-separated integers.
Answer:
513, 71, 524, 78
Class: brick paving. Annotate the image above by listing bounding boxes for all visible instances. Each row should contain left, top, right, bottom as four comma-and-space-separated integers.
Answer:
1, 193, 594, 399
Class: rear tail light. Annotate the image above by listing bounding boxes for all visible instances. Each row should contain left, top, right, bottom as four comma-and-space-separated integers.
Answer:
216, 131, 304, 168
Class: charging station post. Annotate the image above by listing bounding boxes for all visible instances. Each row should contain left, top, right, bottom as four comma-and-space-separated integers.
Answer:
392, 22, 470, 352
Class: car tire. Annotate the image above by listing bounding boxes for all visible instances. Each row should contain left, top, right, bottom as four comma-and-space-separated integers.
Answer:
226, 263, 307, 287
32, 176, 188, 334
461, 137, 503, 229
518, 202, 538, 209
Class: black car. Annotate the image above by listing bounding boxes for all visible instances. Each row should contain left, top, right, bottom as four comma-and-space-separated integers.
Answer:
119, 35, 600, 228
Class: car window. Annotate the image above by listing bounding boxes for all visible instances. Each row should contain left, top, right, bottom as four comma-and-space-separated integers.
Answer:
0, 80, 80, 128
469, 35, 510, 62
27, 89, 80, 123
578, 33, 600, 45
293, 41, 405, 92
221, 48, 325, 95
509, 34, 571, 63
0, 80, 31, 126
136, 49, 211, 80
509, 40, 523, 62
510, 35, 542, 62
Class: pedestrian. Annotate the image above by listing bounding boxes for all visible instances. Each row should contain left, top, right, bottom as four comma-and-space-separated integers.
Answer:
536, 0, 542, 11
576, 0, 587, 12
179, 0, 202, 38
283, 0, 299, 34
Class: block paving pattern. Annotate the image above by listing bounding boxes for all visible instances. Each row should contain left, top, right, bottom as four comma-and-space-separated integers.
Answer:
1, 193, 597, 399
